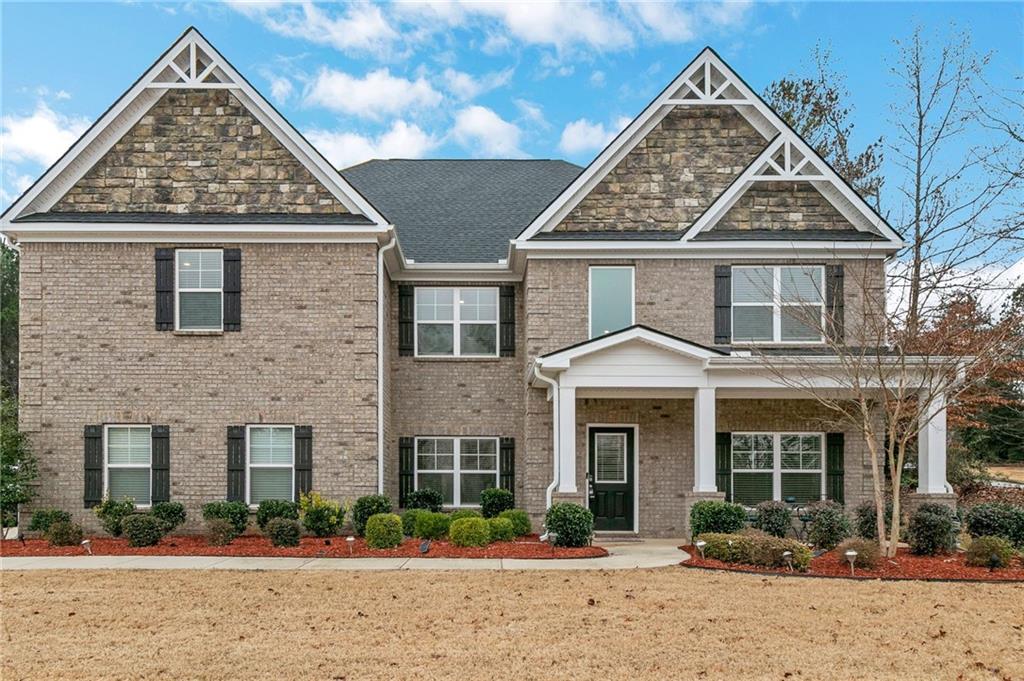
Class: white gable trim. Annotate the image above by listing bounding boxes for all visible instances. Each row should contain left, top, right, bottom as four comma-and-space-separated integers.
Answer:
537, 325, 725, 371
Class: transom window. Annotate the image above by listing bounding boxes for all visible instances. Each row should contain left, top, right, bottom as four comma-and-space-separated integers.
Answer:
732, 265, 824, 343
731, 432, 824, 506
247, 425, 294, 505
415, 437, 499, 506
106, 425, 152, 506
589, 266, 635, 338
415, 287, 498, 357
176, 249, 223, 331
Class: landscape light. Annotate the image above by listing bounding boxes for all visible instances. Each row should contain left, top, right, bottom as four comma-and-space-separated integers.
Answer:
695, 540, 707, 559
547, 532, 558, 555
782, 550, 793, 572
346, 536, 355, 556
845, 549, 858, 576
81, 539, 92, 555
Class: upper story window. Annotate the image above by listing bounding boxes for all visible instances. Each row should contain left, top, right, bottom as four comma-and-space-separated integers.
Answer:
176, 249, 223, 331
415, 287, 498, 357
732, 265, 824, 343
247, 425, 294, 505
589, 266, 635, 338
106, 425, 152, 506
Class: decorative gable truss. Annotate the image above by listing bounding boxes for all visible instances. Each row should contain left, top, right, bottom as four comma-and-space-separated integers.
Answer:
150, 39, 235, 88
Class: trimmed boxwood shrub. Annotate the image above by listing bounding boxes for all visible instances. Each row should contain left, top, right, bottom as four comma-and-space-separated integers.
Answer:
498, 509, 531, 537
449, 517, 491, 547
401, 508, 425, 536
299, 492, 342, 537
854, 499, 895, 540
697, 532, 812, 571
266, 517, 302, 547
480, 488, 514, 519
965, 535, 1016, 568
488, 516, 515, 542
752, 501, 792, 538
365, 513, 404, 549
151, 502, 186, 534
94, 497, 136, 537
965, 503, 1024, 547
413, 511, 451, 540
544, 502, 593, 548
205, 518, 238, 546
202, 501, 249, 535
806, 500, 851, 550
28, 508, 72, 534
256, 499, 300, 532
122, 513, 164, 547
689, 500, 746, 538
835, 537, 880, 569
352, 495, 392, 536
46, 520, 84, 547
449, 508, 482, 522
907, 503, 957, 555
403, 489, 443, 512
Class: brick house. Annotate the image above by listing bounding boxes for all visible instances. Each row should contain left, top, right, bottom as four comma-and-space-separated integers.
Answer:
1, 28, 955, 537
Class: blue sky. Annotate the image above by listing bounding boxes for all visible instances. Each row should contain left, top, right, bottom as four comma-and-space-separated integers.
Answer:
2, 1, 1021, 215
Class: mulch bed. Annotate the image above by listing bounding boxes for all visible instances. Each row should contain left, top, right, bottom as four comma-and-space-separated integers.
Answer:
0, 534, 607, 560
680, 545, 1024, 582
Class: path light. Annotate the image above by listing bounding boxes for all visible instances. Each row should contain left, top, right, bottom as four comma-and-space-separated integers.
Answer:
845, 549, 858, 576
346, 536, 355, 557
81, 539, 92, 556
547, 532, 558, 556
695, 540, 707, 559
782, 550, 793, 572
419, 540, 431, 554
989, 553, 1000, 572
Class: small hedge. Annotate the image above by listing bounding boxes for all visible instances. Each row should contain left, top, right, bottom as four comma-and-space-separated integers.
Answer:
805, 500, 851, 550
266, 517, 302, 547
488, 516, 515, 542
480, 488, 514, 519
151, 502, 186, 534
94, 497, 136, 537
854, 499, 895, 540
498, 509, 531, 537
690, 500, 746, 538
365, 513, 404, 549
256, 499, 300, 532
752, 501, 791, 538
835, 537, 880, 569
205, 518, 238, 546
965, 535, 1016, 568
449, 517, 491, 547
202, 501, 249, 535
401, 508, 425, 536
907, 503, 957, 556
46, 520, 84, 547
696, 532, 812, 571
413, 511, 451, 540
299, 492, 342, 537
352, 495, 392, 536
403, 489, 444, 512
449, 508, 482, 522
544, 503, 593, 548
122, 514, 164, 547
965, 503, 1024, 547
28, 508, 71, 534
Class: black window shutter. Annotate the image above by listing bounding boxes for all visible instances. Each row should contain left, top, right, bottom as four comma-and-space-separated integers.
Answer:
499, 437, 515, 498
826, 265, 844, 342
499, 285, 516, 357
398, 285, 414, 356
398, 437, 414, 507
826, 432, 845, 504
223, 248, 242, 332
151, 425, 170, 504
227, 426, 246, 503
84, 425, 104, 508
714, 266, 731, 344
294, 426, 312, 501
155, 248, 174, 331
715, 432, 732, 502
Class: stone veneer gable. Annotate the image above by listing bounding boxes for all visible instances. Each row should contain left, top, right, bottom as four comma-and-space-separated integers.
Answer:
710, 181, 857, 232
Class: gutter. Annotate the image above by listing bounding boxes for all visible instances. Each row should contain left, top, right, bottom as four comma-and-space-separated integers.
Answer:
532, 364, 560, 510
377, 232, 398, 494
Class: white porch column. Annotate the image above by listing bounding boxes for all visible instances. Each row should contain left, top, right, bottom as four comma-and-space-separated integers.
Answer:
693, 387, 717, 492
557, 386, 577, 493
917, 390, 949, 494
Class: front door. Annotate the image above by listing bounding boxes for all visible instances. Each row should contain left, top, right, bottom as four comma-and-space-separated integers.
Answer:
588, 427, 635, 532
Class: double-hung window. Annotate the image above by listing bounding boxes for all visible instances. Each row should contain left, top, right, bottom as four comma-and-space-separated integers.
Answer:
589, 266, 635, 338
106, 425, 152, 506
176, 249, 223, 331
247, 425, 295, 505
732, 265, 824, 343
731, 432, 824, 506
415, 437, 499, 506
415, 287, 498, 356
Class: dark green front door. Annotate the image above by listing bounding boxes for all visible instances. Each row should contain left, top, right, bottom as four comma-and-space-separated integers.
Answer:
588, 427, 635, 532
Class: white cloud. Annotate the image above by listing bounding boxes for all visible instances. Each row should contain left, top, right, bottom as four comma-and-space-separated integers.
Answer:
589, 70, 606, 87
304, 67, 442, 120
452, 105, 523, 157
514, 99, 546, 127
624, 1, 752, 42
442, 67, 513, 101
307, 120, 440, 169
1, 102, 90, 167
229, 1, 400, 57
466, 2, 633, 53
267, 75, 293, 105
557, 116, 630, 155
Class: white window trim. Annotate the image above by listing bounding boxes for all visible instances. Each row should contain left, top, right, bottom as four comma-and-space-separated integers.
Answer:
414, 436, 500, 507
731, 431, 826, 504
175, 248, 224, 332
731, 265, 825, 344
103, 424, 153, 508
413, 287, 500, 358
588, 265, 635, 339
245, 424, 296, 507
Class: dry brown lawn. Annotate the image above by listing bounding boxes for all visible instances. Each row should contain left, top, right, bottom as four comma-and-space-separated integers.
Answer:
987, 465, 1024, 484
2, 567, 1022, 680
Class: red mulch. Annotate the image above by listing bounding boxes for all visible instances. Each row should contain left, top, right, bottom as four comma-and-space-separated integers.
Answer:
680, 545, 1024, 582
0, 534, 607, 560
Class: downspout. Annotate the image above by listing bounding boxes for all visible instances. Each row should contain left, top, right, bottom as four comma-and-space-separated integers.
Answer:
377, 232, 398, 494
532, 365, 560, 510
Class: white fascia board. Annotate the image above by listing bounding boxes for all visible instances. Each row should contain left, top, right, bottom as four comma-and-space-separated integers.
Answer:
516, 241, 896, 259
390, 264, 522, 283
538, 327, 722, 370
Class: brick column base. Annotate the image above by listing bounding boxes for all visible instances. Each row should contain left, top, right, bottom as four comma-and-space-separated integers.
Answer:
902, 492, 957, 516
681, 490, 727, 540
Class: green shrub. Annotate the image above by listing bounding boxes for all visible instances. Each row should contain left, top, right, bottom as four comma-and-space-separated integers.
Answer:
413, 511, 451, 540
965, 503, 1024, 547
403, 489, 444, 512
488, 516, 515, 542
151, 502, 186, 534
853, 499, 895, 540
689, 500, 746, 538
46, 520, 83, 547
401, 508, 425, 536
122, 514, 164, 547
205, 518, 238, 546
498, 509, 531, 536
449, 517, 491, 547
907, 503, 957, 555
256, 499, 300, 532
752, 501, 791, 538
479, 488, 514, 519
299, 492, 342, 537
352, 495, 392, 536
836, 537, 880, 569
965, 535, 1016, 568
94, 497, 136, 537
806, 500, 851, 550
696, 532, 812, 571
365, 513, 404, 549
544, 503, 594, 548
202, 501, 249, 535
266, 517, 302, 547
449, 508, 482, 522
28, 508, 71, 534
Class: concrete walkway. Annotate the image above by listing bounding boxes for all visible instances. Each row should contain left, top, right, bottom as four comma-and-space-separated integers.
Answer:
0, 539, 687, 571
